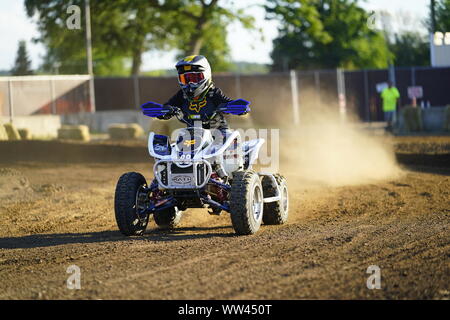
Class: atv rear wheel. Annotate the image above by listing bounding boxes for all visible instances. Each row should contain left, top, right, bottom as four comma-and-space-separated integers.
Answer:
262, 174, 289, 225
153, 207, 183, 229
230, 170, 264, 235
114, 172, 149, 236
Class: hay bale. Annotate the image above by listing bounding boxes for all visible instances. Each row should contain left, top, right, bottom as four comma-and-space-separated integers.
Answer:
108, 123, 144, 140
3, 123, 21, 140
0, 124, 8, 141
401, 106, 423, 132
57, 125, 90, 142
18, 128, 32, 140
444, 105, 450, 131
149, 119, 170, 137
149, 119, 184, 137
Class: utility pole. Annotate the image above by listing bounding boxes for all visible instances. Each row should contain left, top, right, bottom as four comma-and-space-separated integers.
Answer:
430, 0, 437, 66
289, 70, 300, 126
431, 0, 437, 33
85, 0, 96, 113
336, 68, 347, 121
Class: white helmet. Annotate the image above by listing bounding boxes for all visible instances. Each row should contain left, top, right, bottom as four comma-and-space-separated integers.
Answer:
176, 55, 212, 99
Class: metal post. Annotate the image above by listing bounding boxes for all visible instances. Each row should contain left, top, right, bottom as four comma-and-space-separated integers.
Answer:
8, 79, 13, 123
133, 75, 141, 108
85, 0, 96, 113
336, 68, 347, 120
431, 0, 436, 33
363, 70, 370, 122
430, 0, 437, 67
289, 70, 300, 125
430, 33, 436, 67
411, 67, 416, 86
50, 79, 56, 114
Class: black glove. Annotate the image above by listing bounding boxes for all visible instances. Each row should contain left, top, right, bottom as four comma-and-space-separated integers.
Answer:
157, 105, 177, 120
157, 114, 173, 120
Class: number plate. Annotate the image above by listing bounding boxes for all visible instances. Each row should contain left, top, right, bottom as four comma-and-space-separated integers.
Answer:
171, 175, 193, 185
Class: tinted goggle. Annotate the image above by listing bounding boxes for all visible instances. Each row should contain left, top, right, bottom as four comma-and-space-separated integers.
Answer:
178, 72, 205, 85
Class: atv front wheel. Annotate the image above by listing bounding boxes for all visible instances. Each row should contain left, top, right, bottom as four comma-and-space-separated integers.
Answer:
114, 172, 149, 236
153, 207, 183, 229
230, 170, 264, 235
262, 174, 289, 225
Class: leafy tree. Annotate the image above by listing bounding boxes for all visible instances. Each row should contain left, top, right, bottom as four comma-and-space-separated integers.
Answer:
375, 9, 430, 67
428, 0, 450, 32
25, 0, 255, 75
25, 0, 132, 75
175, 15, 233, 72
167, 0, 255, 72
265, 0, 393, 71
388, 32, 430, 67
117, 0, 182, 75
11, 41, 34, 76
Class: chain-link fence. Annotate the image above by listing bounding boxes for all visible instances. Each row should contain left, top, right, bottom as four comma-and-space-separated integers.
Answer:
0, 75, 92, 121
346, 66, 450, 121
1, 67, 449, 126
93, 66, 450, 125
94, 71, 343, 127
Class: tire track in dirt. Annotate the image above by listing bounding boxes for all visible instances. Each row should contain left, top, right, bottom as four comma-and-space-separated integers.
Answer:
0, 137, 449, 299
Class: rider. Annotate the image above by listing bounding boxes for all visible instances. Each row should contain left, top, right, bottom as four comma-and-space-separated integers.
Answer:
159, 55, 248, 130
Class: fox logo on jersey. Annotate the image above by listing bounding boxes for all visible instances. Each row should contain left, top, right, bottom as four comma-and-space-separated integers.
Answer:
189, 98, 207, 113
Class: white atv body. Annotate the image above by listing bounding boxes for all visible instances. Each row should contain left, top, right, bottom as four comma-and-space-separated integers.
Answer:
149, 128, 264, 189
114, 100, 289, 236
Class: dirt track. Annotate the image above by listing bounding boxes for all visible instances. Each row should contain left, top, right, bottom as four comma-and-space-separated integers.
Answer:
0, 137, 449, 300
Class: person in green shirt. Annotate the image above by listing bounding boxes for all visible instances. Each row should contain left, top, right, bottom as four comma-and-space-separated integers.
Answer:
381, 81, 400, 128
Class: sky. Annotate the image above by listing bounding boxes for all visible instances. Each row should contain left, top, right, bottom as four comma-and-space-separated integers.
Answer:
0, 0, 431, 72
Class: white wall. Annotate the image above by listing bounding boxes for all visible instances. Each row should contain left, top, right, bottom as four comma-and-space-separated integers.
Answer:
0, 115, 61, 138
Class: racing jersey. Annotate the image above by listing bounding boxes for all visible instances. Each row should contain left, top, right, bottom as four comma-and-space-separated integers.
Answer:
163, 87, 234, 129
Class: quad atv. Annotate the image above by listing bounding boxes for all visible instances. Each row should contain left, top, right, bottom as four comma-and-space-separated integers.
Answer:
114, 99, 288, 235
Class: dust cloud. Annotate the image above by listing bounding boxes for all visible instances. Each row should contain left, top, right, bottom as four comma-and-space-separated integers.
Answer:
279, 91, 402, 187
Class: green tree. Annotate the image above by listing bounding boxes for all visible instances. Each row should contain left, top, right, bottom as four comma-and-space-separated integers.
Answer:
144, 0, 256, 73
170, 0, 255, 72
11, 41, 34, 76
25, 0, 255, 75
388, 32, 430, 67
175, 15, 234, 72
429, 0, 450, 32
117, 0, 182, 75
25, 0, 132, 75
376, 9, 430, 67
266, 0, 392, 71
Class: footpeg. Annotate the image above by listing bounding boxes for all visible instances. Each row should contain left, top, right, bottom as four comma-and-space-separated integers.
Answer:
208, 207, 222, 216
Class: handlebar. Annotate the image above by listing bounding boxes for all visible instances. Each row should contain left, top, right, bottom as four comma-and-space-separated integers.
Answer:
166, 105, 192, 126
142, 99, 251, 126
218, 99, 251, 115
141, 102, 187, 123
